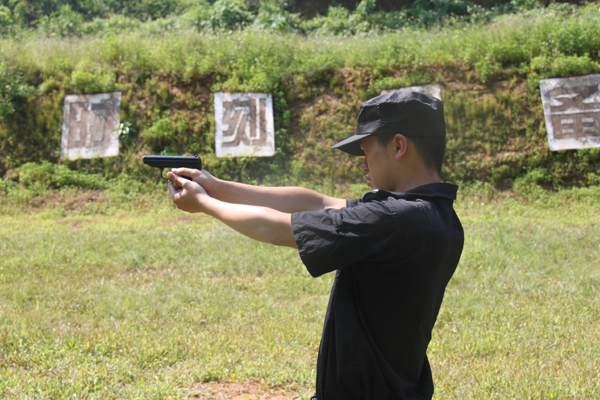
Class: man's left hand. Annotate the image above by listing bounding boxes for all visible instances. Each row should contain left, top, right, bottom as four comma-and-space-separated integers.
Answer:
167, 171, 208, 213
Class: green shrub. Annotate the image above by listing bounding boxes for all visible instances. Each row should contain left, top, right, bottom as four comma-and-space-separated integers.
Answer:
309, 0, 379, 35
141, 115, 198, 155
512, 173, 547, 200
38, 5, 84, 37
0, 5, 15, 35
38, 77, 63, 94
313, 6, 352, 35
550, 54, 600, 78
475, 58, 502, 83
531, 54, 600, 78
0, 62, 33, 120
208, 0, 252, 30
588, 173, 600, 186
251, 0, 301, 32
367, 77, 410, 98
409, 0, 465, 25
116, 121, 136, 143
70, 69, 117, 94
81, 15, 143, 36
143, 118, 178, 154
117, 0, 186, 20
15, 161, 108, 190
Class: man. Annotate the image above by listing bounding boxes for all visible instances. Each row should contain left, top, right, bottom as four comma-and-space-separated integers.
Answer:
167, 91, 464, 399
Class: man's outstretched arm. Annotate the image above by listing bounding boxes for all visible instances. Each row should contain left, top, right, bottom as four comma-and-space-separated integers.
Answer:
169, 168, 347, 213
168, 173, 297, 248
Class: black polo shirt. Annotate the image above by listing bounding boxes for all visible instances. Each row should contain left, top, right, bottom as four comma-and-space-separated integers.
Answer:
291, 183, 464, 400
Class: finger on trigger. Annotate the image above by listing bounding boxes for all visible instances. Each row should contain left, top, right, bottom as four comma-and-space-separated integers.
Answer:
169, 171, 181, 183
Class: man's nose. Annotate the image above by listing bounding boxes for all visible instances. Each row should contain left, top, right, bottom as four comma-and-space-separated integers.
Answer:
360, 160, 368, 173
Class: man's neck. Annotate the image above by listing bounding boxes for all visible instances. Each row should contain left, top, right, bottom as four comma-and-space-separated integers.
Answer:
392, 170, 440, 193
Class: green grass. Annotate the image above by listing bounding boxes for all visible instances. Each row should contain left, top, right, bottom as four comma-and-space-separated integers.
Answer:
0, 201, 326, 398
1, 185, 599, 398
433, 186, 600, 398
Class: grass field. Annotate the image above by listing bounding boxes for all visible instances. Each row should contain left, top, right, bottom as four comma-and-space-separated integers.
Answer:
1, 185, 599, 399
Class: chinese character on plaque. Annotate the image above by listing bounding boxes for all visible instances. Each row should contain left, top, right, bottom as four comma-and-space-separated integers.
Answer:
61, 92, 121, 160
214, 92, 275, 158
540, 74, 600, 151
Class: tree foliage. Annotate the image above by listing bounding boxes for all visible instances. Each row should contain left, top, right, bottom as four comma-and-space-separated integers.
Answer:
0, 0, 562, 36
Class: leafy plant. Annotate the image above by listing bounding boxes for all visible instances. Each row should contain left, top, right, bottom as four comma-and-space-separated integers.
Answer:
141, 116, 195, 155
0, 62, 33, 120
251, 0, 300, 32
208, 0, 252, 30
0, 5, 15, 34
116, 120, 136, 143
531, 54, 600, 78
70, 69, 117, 94
37, 4, 84, 37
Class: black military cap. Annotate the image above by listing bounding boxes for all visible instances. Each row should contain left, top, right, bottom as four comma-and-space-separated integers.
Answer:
331, 90, 446, 156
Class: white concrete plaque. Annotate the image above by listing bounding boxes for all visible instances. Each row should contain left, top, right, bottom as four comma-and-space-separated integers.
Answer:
381, 84, 442, 100
540, 74, 600, 151
214, 92, 275, 158
61, 92, 121, 160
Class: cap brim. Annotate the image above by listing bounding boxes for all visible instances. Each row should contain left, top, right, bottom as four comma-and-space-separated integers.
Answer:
331, 133, 371, 156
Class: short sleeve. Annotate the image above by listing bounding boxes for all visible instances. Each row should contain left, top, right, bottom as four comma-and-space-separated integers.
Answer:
291, 201, 396, 277
346, 198, 362, 207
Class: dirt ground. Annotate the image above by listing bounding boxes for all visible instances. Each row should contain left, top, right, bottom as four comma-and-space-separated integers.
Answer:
189, 382, 308, 399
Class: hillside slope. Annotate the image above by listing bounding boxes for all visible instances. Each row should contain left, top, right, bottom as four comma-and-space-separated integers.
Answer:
1, 4, 599, 189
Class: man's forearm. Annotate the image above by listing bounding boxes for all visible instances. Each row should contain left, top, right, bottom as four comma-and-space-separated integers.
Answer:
202, 195, 298, 248
212, 179, 346, 213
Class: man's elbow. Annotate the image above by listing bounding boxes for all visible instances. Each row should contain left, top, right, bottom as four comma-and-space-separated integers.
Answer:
271, 235, 298, 248
267, 229, 297, 248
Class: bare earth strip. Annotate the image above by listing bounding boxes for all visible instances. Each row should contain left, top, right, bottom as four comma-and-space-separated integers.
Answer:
189, 382, 305, 400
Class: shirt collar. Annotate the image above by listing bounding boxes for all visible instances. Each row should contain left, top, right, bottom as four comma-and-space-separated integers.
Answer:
362, 183, 458, 202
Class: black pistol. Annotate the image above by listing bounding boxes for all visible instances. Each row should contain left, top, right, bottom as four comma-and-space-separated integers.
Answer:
143, 155, 203, 181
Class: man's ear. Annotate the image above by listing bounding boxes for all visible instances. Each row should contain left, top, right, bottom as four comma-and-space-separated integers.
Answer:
393, 134, 408, 160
